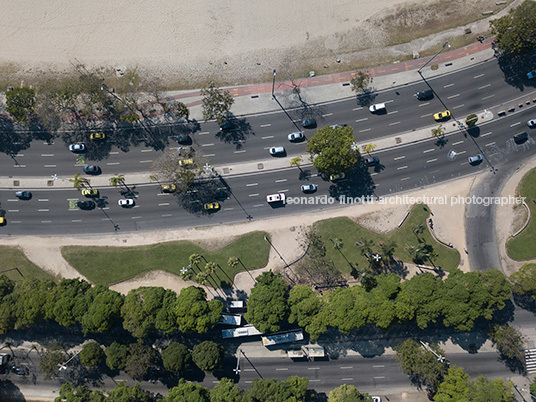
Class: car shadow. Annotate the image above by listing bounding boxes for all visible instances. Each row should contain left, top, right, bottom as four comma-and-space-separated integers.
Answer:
215, 115, 255, 150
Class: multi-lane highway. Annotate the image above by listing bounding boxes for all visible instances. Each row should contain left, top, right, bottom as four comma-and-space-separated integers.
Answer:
0, 56, 536, 235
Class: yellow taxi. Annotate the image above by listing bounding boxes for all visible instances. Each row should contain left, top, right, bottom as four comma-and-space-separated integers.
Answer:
82, 189, 99, 197
203, 202, 220, 211
433, 110, 451, 121
90, 132, 106, 140
0, 217, 5, 225
329, 172, 346, 181
178, 159, 194, 167
161, 184, 177, 193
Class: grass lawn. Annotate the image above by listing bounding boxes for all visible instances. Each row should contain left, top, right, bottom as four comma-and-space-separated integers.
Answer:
506, 167, 536, 260
315, 204, 460, 276
62, 231, 270, 288
0, 246, 55, 282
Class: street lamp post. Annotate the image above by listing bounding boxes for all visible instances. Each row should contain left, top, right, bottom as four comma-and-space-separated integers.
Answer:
233, 349, 241, 375
271, 69, 277, 99
417, 42, 450, 74
264, 236, 298, 283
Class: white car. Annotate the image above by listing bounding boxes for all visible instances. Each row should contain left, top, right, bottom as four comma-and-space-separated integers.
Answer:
266, 193, 286, 203
372, 398, 381, 402
287, 132, 304, 141
330, 124, 347, 129
468, 154, 483, 164
269, 146, 285, 155
69, 143, 86, 152
301, 184, 317, 192
118, 198, 135, 207
528, 119, 536, 128
369, 103, 386, 113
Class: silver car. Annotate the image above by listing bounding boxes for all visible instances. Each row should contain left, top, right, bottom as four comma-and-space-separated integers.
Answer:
301, 184, 317, 192
468, 154, 483, 164
269, 146, 285, 155
527, 119, 536, 128
287, 132, 304, 141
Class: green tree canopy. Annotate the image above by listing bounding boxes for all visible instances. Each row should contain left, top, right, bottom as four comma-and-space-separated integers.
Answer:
45, 278, 91, 328
327, 286, 369, 333
350, 71, 373, 94
328, 384, 373, 401
120, 287, 167, 338
510, 263, 536, 298
490, 0, 536, 55
161, 342, 191, 372
200, 81, 234, 125
245, 376, 309, 402
124, 341, 158, 380
6, 87, 36, 123
244, 271, 289, 333
288, 286, 326, 339
434, 366, 469, 402
13, 278, 55, 330
192, 341, 223, 373
305, 126, 360, 176
466, 376, 516, 402
165, 379, 210, 402
395, 273, 442, 329
106, 382, 154, 402
55, 383, 106, 402
394, 339, 447, 391
105, 342, 129, 371
174, 286, 223, 333
210, 377, 243, 402
79, 341, 105, 367
489, 324, 525, 361
80, 285, 124, 335
39, 342, 66, 380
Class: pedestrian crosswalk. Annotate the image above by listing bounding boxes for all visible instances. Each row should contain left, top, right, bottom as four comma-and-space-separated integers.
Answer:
525, 349, 536, 374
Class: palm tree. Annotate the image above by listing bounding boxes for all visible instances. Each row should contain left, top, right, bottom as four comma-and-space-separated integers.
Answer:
189, 253, 202, 267
70, 173, 88, 191
331, 238, 343, 250
205, 262, 218, 275
195, 271, 215, 297
380, 240, 397, 260
413, 223, 425, 240
431, 124, 445, 138
109, 174, 125, 188
227, 256, 239, 268
290, 156, 303, 170
406, 243, 427, 263
364, 143, 376, 155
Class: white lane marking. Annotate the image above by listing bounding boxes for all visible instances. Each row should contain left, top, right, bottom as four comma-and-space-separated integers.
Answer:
423, 149, 434, 153
474, 74, 484, 79
10, 221, 21, 223
481, 94, 495, 100
260, 124, 271, 127
41, 154, 54, 157
341, 378, 353, 381
161, 214, 172, 217
452, 141, 464, 145
355, 118, 368, 123
249, 193, 259, 197
140, 160, 153, 163
457, 150, 467, 155
141, 149, 153, 153
401, 177, 411, 181
107, 162, 120, 165
110, 151, 119, 155
37, 199, 49, 202
389, 121, 401, 126
387, 110, 398, 115
426, 158, 438, 163
202, 143, 214, 147
374, 376, 386, 379
452, 104, 464, 109
340, 366, 353, 369
275, 179, 287, 183
370, 172, 378, 176
478, 84, 491, 89
253, 204, 264, 207
7, 210, 19, 212
261, 135, 274, 139
279, 189, 289, 193
394, 156, 405, 160
246, 183, 258, 187
6, 199, 18, 202
14, 165, 26, 168
443, 83, 454, 88
204, 154, 215, 157
308, 367, 320, 370
223, 208, 234, 211
276, 368, 289, 371
420, 114, 431, 118
158, 203, 170, 206
373, 365, 385, 368
309, 379, 321, 382
40, 220, 52, 223
418, 102, 430, 107
460, 162, 469, 166
43, 165, 56, 168
131, 216, 142, 219
510, 122, 521, 127
71, 220, 82, 222
353, 107, 363, 111
198, 131, 210, 135
38, 209, 49, 212
359, 128, 371, 133
397, 166, 408, 170
322, 113, 333, 117
485, 142, 496, 147
234, 150, 246, 154
481, 132, 492, 137
385, 99, 394, 104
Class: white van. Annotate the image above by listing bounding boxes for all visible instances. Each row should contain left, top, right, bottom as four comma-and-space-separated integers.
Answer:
369, 103, 386, 113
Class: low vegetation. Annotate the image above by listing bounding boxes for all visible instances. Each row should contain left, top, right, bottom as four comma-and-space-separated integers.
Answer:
0, 246, 54, 282
62, 231, 269, 287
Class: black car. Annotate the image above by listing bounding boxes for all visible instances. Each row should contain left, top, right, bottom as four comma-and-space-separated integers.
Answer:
176, 135, 190, 144
83, 165, 101, 175
364, 156, 380, 167
219, 121, 234, 131
77, 200, 95, 210
513, 131, 528, 144
15, 191, 32, 199
416, 89, 434, 100
301, 118, 317, 128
